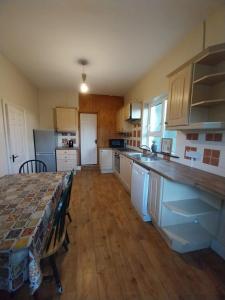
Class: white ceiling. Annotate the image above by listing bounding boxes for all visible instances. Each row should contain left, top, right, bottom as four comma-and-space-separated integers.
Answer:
0, 0, 223, 96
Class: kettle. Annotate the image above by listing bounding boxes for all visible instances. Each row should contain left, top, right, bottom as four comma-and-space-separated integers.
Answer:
68, 139, 74, 148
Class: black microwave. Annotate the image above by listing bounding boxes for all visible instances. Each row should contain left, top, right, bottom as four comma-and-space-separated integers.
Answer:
109, 139, 125, 148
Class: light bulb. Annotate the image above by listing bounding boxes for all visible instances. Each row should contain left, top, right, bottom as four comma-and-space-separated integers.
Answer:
80, 82, 89, 93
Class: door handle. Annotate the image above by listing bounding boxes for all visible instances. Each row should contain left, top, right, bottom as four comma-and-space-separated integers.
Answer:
95, 139, 97, 144
11, 154, 18, 162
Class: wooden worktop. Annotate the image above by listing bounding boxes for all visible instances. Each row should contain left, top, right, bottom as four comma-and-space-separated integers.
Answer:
119, 151, 225, 199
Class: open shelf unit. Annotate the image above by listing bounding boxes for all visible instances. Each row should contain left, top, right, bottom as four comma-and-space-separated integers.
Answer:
162, 223, 212, 253
163, 198, 218, 217
191, 99, 225, 107
190, 44, 225, 126
193, 72, 225, 85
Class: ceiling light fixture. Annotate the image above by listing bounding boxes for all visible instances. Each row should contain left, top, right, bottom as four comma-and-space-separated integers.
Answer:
78, 59, 89, 94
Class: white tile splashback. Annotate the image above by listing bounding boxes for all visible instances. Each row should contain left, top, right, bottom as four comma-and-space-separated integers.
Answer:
173, 131, 225, 177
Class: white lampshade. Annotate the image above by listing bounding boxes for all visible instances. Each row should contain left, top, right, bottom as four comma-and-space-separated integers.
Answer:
80, 82, 89, 93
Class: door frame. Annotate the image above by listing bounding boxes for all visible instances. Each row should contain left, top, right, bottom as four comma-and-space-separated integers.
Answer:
79, 112, 98, 165
1, 99, 29, 174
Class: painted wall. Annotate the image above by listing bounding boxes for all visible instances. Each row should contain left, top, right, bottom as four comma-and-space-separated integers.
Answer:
125, 5, 225, 177
0, 52, 39, 176
125, 5, 225, 103
38, 90, 79, 129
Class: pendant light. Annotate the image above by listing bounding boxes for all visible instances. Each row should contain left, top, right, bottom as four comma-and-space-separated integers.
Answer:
78, 59, 89, 93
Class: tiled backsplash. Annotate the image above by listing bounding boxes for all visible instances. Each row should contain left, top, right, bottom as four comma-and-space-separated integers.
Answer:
175, 131, 225, 177
124, 123, 142, 150
57, 132, 77, 147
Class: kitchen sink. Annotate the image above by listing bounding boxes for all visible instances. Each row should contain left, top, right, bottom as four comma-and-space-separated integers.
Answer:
127, 152, 158, 161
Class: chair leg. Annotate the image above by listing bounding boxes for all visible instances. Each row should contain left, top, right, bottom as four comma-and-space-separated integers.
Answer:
49, 255, 63, 294
67, 211, 72, 223
65, 230, 70, 244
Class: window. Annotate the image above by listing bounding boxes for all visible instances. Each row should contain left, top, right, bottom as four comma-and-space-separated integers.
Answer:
142, 96, 176, 153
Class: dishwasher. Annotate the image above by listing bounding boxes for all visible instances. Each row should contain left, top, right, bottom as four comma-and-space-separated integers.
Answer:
131, 162, 151, 222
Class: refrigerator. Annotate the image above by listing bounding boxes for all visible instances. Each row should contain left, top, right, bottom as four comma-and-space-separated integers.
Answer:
33, 130, 57, 172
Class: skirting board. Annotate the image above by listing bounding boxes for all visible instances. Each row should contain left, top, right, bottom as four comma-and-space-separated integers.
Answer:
211, 240, 225, 260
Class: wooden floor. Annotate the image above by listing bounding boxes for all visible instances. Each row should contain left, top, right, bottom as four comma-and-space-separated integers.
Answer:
3, 169, 225, 299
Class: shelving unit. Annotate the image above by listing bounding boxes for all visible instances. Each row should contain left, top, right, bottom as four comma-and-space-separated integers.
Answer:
163, 198, 217, 217
191, 99, 225, 107
190, 43, 225, 126
162, 223, 212, 253
193, 72, 225, 85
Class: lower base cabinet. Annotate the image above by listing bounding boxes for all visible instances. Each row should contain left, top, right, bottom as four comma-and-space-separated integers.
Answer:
56, 149, 77, 171
120, 155, 133, 192
99, 149, 113, 173
149, 171, 162, 225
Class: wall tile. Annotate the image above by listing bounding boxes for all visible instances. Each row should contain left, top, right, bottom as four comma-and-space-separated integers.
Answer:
184, 146, 197, 160
203, 148, 220, 167
205, 133, 223, 142
186, 133, 199, 140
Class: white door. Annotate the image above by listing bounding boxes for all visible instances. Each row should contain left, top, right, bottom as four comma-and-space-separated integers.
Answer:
5, 103, 28, 173
80, 113, 97, 165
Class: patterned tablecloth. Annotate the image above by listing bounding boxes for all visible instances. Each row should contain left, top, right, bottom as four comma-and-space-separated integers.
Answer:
0, 172, 66, 294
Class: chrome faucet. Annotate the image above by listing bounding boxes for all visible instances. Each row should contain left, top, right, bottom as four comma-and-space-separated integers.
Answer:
139, 144, 151, 156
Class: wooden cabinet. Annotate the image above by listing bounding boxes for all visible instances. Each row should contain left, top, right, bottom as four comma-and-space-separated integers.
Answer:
149, 171, 162, 225
124, 103, 130, 120
56, 149, 77, 171
56, 107, 77, 132
166, 64, 193, 127
120, 155, 133, 192
116, 108, 124, 132
116, 107, 129, 133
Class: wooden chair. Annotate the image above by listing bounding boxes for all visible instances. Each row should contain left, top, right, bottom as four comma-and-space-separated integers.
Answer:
41, 186, 70, 294
19, 160, 47, 174
65, 170, 74, 222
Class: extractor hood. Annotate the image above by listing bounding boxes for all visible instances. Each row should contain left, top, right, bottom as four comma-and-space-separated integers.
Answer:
126, 102, 142, 121
167, 122, 225, 131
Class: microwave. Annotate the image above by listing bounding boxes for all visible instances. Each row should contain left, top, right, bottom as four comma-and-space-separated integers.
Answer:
109, 139, 125, 148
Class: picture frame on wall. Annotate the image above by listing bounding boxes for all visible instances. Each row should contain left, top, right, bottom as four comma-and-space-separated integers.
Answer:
161, 138, 173, 154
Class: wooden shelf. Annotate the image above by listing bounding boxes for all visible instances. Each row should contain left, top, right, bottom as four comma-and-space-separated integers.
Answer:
191, 99, 225, 107
195, 49, 225, 65
163, 198, 217, 217
162, 223, 212, 253
193, 72, 225, 85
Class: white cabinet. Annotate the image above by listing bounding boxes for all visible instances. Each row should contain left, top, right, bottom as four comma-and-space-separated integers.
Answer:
99, 149, 113, 173
56, 149, 77, 171
120, 155, 133, 192
148, 171, 162, 225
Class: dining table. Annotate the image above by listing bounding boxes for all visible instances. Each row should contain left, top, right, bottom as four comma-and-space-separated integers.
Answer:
0, 172, 66, 295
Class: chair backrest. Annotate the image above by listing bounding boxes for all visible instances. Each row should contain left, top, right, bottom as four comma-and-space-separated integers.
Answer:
45, 186, 70, 252
19, 160, 47, 174
65, 170, 74, 209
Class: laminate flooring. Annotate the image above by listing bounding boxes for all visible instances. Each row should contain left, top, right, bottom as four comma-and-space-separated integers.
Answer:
2, 169, 225, 300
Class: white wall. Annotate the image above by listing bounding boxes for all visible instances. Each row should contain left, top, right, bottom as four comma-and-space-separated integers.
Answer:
0, 52, 39, 176
38, 89, 79, 129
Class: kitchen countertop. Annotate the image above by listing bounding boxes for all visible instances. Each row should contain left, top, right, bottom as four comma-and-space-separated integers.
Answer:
56, 146, 79, 150
118, 150, 225, 199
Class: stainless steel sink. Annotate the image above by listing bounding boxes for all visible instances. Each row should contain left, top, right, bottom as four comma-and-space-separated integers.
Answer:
127, 152, 158, 161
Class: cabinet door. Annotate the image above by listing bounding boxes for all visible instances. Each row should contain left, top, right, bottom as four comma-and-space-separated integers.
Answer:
99, 149, 113, 170
149, 172, 162, 225
124, 103, 130, 120
120, 155, 132, 192
166, 64, 193, 126
56, 107, 77, 132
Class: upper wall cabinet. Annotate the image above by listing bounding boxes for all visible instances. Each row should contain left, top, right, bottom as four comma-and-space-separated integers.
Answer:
166, 43, 225, 130
56, 107, 77, 132
166, 64, 193, 127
